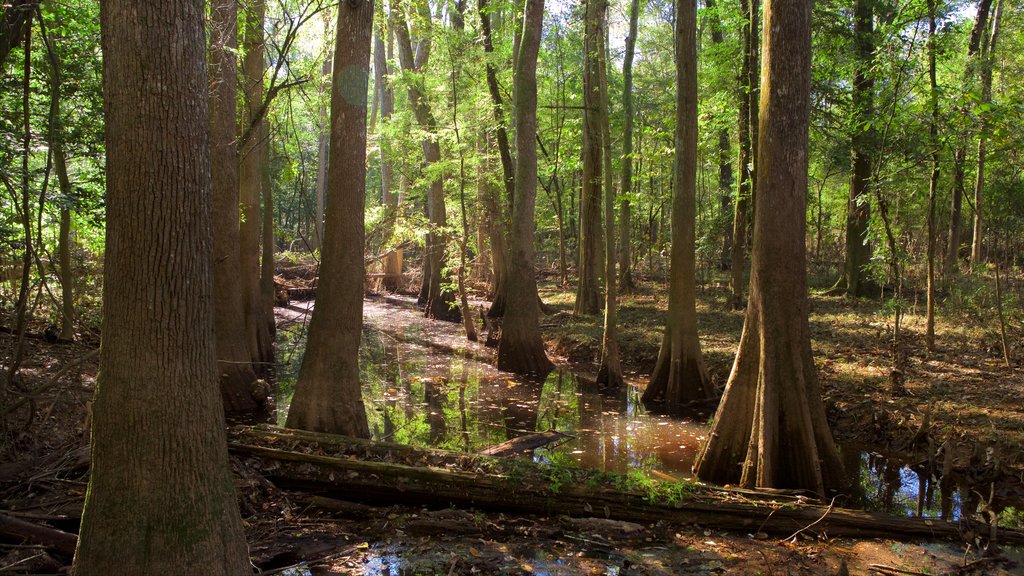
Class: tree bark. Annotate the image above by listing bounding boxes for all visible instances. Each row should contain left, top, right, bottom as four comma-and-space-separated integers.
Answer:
285, 0, 375, 437
210, 0, 261, 414
617, 0, 640, 293
240, 0, 274, 367
693, 0, 845, 495
642, 0, 712, 410
74, 2, 249, 571
496, 0, 553, 376
574, 0, 604, 316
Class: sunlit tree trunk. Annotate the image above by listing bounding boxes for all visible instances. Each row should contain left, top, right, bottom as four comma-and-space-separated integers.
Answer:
285, 0, 374, 436
642, 0, 711, 410
496, 0, 553, 376
729, 0, 758, 309
617, 0, 640, 293
73, 1, 249, 571
693, 0, 845, 494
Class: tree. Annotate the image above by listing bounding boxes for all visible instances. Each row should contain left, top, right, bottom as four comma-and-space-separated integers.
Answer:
925, 0, 939, 350
573, 0, 604, 316
496, 0, 552, 376
210, 0, 261, 414
641, 0, 712, 411
375, 30, 402, 292
617, 0, 640, 293
693, 0, 845, 494
393, 0, 460, 323
285, 0, 374, 437
835, 0, 876, 297
945, 0, 993, 279
240, 0, 275, 367
729, 0, 759, 309
597, 0, 623, 388
0, 0, 36, 68
72, 0, 250, 572
971, 0, 1003, 268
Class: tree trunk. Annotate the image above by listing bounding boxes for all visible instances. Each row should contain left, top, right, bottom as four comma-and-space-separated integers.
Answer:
693, 0, 845, 495
312, 26, 332, 252
617, 0, 640, 293
74, 2, 249, 571
376, 31, 403, 292
240, 0, 274, 367
971, 0, 1002, 269
210, 0, 261, 414
574, 0, 604, 316
260, 126, 276, 342
642, 0, 712, 410
925, 0, 939, 351
837, 0, 875, 297
496, 0, 553, 376
597, 0, 623, 389
285, 0, 375, 437
705, 0, 732, 273
729, 0, 756, 310
393, 2, 460, 323
945, 0, 992, 279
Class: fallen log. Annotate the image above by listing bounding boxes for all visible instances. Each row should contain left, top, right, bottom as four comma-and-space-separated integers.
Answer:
479, 430, 571, 457
228, 426, 1024, 544
0, 512, 78, 557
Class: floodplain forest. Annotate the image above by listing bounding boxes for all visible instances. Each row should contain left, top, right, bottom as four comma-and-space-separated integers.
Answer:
1, 0, 1024, 573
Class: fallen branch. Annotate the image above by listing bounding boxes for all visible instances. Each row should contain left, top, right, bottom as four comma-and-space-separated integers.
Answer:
0, 512, 77, 557
479, 430, 572, 457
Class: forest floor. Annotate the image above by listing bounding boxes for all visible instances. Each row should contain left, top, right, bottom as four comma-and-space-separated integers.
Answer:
2, 268, 1023, 574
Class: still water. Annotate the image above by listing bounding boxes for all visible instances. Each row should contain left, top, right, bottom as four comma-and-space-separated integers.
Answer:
275, 298, 1024, 527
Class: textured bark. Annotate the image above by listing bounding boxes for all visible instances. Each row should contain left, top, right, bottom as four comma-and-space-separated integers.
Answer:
945, 0, 992, 278
573, 0, 604, 316
617, 0, 640, 293
285, 0, 375, 437
596, 0, 623, 389
642, 0, 711, 410
210, 0, 260, 414
693, 0, 845, 495
375, 32, 403, 292
240, 0, 274, 367
837, 0, 875, 297
73, 1, 249, 572
496, 0, 552, 376
393, 2, 459, 322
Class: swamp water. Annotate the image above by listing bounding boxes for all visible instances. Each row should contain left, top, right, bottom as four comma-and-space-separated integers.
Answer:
274, 297, 1024, 529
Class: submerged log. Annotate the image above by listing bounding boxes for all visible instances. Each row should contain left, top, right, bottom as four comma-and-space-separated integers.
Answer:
479, 430, 571, 457
228, 426, 1024, 544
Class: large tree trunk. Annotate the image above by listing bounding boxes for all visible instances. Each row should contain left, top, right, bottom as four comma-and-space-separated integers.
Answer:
240, 0, 274, 367
573, 0, 604, 316
617, 0, 640, 293
74, 1, 250, 571
285, 0, 375, 437
642, 0, 712, 410
729, 0, 757, 310
210, 0, 261, 414
597, 0, 623, 389
837, 0, 875, 297
693, 0, 845, 495
496, 0, 552, 376
945, 0, 992, 278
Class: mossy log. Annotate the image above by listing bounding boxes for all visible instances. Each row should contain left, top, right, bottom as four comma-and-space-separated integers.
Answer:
228, 426, 1024, 544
